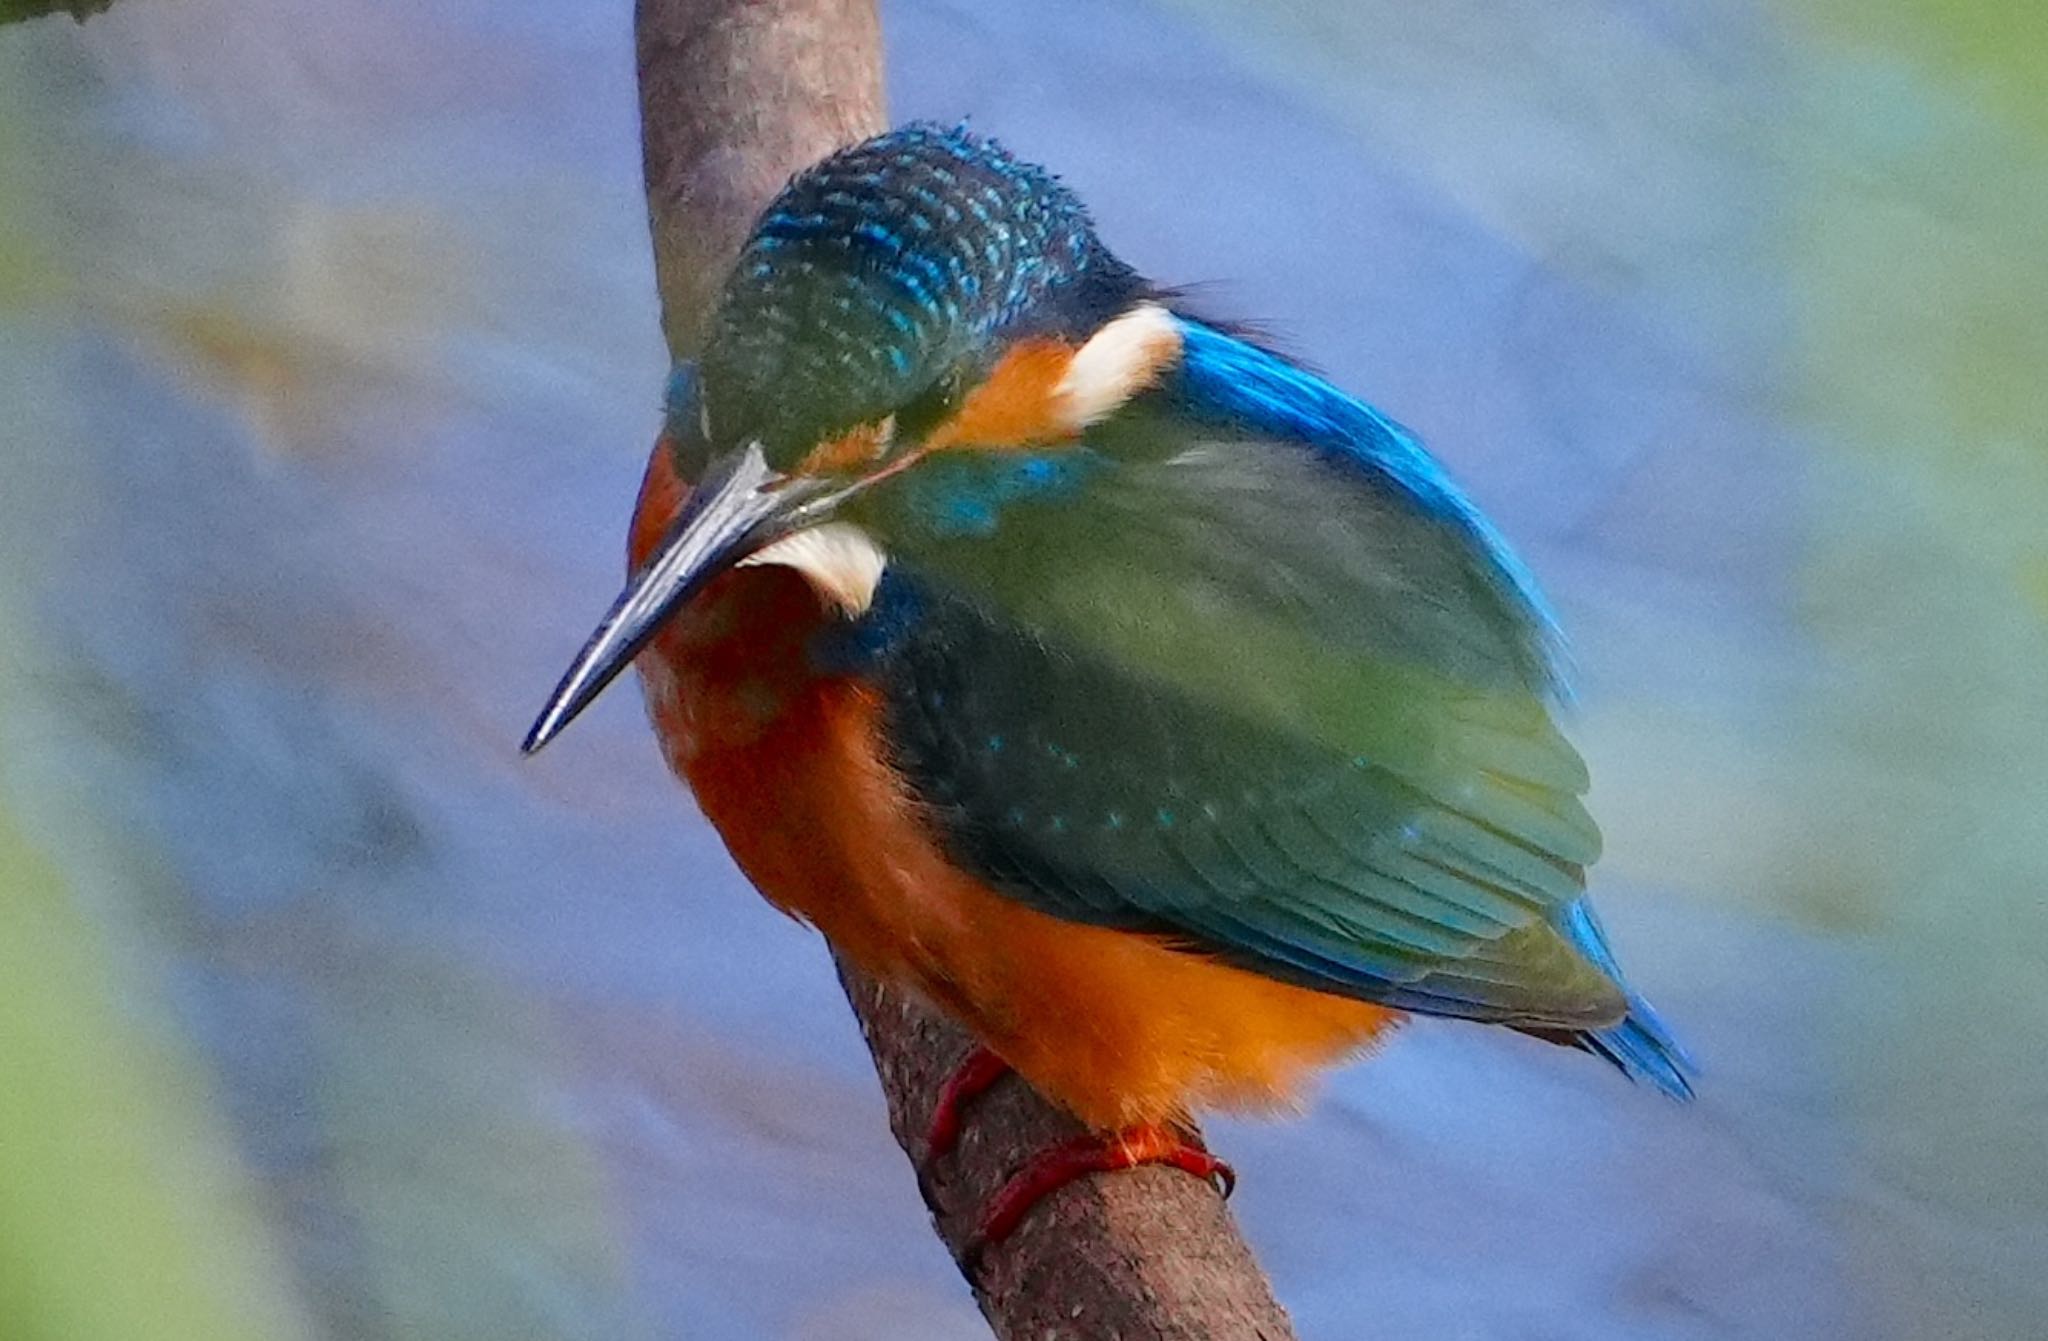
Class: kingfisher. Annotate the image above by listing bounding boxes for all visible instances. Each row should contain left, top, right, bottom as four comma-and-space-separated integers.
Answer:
525, 123, 1693, 1249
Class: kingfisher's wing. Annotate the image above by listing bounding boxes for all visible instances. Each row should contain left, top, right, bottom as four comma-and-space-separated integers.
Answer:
843, 339, 1660, 1035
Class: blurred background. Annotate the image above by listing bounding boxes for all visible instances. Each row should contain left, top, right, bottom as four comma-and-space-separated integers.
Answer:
2, 1, 2043, 1337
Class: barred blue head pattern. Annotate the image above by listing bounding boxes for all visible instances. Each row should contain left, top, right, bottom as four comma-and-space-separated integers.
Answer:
700, 123, 1143, 464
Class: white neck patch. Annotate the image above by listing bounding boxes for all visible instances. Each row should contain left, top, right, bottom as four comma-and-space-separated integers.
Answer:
737, 521, 888, 616
1054, 301, 1183, 431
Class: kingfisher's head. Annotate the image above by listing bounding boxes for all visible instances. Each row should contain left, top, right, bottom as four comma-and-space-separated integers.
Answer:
698, 122, 1147, 464
525, 124, 1185, 752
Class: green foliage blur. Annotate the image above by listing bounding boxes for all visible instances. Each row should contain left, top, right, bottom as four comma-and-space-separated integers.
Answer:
0, 0, 113, 27
0, 805, 305, 1341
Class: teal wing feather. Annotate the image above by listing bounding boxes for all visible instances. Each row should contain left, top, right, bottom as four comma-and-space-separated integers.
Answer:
847, 423, 1633, 1033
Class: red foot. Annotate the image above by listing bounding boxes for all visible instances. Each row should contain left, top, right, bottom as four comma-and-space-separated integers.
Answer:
926, 1046, 1012, 1161
968, 1123, 1236, 1259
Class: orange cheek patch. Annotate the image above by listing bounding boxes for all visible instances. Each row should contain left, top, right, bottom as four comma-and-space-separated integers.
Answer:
796, 418, 894, 476
924, 339, 1080, 451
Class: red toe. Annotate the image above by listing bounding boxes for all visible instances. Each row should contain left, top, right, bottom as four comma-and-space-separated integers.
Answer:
967, 1123, 1235, 1258
925, 1046, 1011, 1161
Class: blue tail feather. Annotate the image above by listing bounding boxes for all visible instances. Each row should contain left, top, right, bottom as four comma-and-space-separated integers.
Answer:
1585, 997, 1697, 1100
1560, 900, 1698, 1100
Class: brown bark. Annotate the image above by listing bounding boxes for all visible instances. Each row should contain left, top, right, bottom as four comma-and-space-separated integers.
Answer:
841, 969, 1302, 1340
633, 2, 1299, 1336
636, 0, 885, 361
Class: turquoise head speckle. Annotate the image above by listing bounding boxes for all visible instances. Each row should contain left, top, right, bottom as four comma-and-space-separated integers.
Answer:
700, 123, 1143, 466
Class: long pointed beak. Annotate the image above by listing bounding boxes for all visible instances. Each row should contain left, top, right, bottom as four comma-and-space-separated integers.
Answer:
522, 442, 791, 755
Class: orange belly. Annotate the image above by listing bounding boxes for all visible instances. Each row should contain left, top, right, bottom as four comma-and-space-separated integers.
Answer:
636, 566, 1399, 1129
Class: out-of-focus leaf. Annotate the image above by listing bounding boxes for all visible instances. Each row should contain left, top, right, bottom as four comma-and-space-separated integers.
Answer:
0, 781, 308, 1341
1, 0, 114, 28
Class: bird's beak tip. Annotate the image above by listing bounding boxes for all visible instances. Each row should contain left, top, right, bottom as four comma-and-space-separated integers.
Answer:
518, 684, 577, 757
513, 440, 792, 760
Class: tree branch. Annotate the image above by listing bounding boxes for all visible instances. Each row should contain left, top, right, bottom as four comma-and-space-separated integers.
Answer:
633, 3, 1299, 1335
636, 0, 885, 362
840, 970, 1301, 1339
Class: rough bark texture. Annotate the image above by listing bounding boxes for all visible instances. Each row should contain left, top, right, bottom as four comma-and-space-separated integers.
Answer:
633, 2, 1300, 1336
841, 968, 1302, 1340
637, 0, 886, 360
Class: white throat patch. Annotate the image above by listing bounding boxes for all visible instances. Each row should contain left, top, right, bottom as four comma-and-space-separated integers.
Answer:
737, 521, 888, 616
